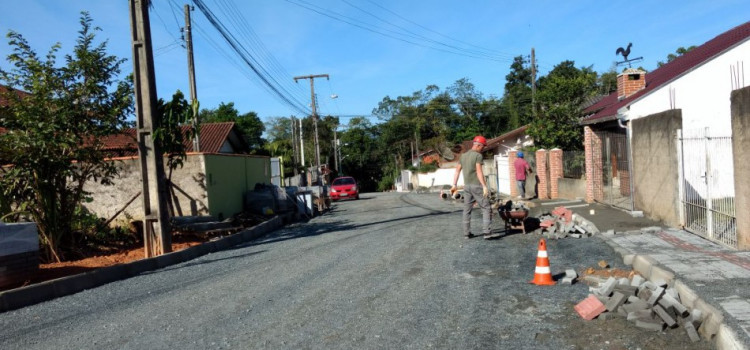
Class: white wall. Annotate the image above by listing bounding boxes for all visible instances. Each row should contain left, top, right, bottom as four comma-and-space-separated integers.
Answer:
626, 39, 750, 133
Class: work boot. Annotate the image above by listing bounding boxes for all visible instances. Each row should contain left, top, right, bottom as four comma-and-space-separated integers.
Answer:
464, 233, 475, 239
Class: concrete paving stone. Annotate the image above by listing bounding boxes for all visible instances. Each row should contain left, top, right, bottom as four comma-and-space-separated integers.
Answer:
647, 287, 665, 305
660, 293, 689, 317
654, 304, 678, 328
561, 276, 575, 285
683, 321, 701, 342
565, 269, 577, 278
635, 318, 665, 332
617, 277, 630, 285
605, 291, 628, 312
627, 295, 642, 303
598, 311, 621, 320
623, 253, 636, 265
690, 309, 704, 328
0, 280, 55, 312
596, 276, 617, 297
613, 284, 638, 298
628, 309, 653, 322
622, 299, 650, 313
617, 307, 629, 316
604, 229, 615, 236
639, 288, 653, 302
630, 274, 645, 287
665, 287, 679, 300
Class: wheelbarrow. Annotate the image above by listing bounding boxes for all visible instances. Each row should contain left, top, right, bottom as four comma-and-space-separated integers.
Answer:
499, 208, 529, 234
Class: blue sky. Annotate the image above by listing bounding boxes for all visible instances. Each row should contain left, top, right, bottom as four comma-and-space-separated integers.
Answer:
1, 0, 748, 127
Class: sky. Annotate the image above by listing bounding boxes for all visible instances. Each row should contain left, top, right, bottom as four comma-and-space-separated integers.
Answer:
1, 0, 749, 127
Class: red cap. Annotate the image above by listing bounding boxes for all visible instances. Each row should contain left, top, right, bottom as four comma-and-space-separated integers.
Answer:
473, 135, 486, 145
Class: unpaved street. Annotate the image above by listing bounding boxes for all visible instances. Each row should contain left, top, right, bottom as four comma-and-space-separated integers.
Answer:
0, 193, 712, 349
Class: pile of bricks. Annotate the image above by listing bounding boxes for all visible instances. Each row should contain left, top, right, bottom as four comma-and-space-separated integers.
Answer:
535, 206, 600, 239
575, 275, 702, 342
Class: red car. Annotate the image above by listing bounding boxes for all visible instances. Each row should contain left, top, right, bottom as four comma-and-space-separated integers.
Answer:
330, 176, 359, 201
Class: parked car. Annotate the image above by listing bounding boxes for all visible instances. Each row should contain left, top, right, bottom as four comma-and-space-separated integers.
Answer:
330, 176, 359, 201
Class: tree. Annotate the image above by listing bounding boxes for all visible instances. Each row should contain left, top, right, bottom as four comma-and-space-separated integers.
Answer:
657, 46, 696, 67
502, 55, 533, 129
200, 102, 266, 153
0, 13, 133, 262
529, 61, 597, 150
154, 90, 195, 177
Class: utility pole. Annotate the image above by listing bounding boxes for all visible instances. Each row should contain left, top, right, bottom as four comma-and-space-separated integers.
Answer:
294, 74, 328, 185
333, 129, 339, 176
299, 117, 305, 185
291, 116, 298, 176
129, 0, 171, 257
184, 4, 200, 152
531, 47, 536, 119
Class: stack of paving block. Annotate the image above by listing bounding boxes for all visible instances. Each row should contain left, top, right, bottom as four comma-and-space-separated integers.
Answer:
576, 274, 702, 342
535, 206, 600, 239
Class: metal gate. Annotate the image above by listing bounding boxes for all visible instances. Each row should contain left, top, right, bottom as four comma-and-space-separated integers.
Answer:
590, 131, 634, 211
678, 128, 737, 248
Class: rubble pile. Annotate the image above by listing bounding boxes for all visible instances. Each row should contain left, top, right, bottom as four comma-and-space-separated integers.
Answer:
576, 275, 703, 342
535, 206, 600, 239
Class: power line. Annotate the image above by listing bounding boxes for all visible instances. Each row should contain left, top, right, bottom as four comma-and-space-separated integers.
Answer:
285, 0, 513, 63
191, 0, 311, 115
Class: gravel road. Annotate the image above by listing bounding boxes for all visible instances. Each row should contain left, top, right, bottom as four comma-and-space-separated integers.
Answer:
0, 192, 713, 349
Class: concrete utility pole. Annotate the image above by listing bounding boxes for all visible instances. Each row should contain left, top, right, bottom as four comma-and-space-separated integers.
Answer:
291, 116, 298, 176
334, 129, 339, 176
129, 0, 172, 257
531, 47, 536, 119
184, 4, 200, 152
294, 74, 328, 184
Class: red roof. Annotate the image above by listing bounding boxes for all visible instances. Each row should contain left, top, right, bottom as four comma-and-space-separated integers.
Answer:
583, 21, 750, 123
0, 85, 31, 108
100, 122, 246, 157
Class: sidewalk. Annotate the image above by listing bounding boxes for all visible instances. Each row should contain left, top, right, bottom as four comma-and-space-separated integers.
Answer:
528, 198, 749, 349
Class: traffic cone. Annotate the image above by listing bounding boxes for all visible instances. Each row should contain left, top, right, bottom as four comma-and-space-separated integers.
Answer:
530, 239, 556, 285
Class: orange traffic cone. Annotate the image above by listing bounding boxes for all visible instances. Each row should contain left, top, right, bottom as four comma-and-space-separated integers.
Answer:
530, 239, 556, 285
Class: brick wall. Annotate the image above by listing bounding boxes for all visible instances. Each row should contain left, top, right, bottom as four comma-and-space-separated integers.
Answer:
536, 149, 549, 199
549, 149, 563, 199
617, 69, 646, 100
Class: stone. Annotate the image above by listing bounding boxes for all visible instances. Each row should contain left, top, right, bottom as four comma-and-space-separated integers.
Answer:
630, 274, 645, 287
683, 321, 701, 342
635, 318, 665, 331
653, 305, 677, 328
605, 292, 628, 312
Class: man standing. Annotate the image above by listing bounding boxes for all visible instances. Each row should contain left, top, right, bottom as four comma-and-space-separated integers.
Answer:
451, 136, 491, 239
514, 151, 532, 199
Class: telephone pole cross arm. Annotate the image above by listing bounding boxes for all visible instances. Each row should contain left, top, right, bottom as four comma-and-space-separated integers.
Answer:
294, 74, 329, 184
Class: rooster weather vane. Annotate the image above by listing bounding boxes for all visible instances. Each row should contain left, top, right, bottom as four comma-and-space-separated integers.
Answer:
615, 42, 643, 68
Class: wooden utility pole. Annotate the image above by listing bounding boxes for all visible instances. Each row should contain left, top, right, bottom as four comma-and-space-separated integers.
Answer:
531, 47, 536, 119
294, 74, 329, 184
129, 0, 172, 257
184, 4, 200, 152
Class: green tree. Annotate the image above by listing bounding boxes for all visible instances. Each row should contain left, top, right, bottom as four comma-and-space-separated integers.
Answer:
0, 13, 133, 262
200, 102, 266, 153
502, 55, 533, 129
154, 90, 195, 177
529, 61, 597, 150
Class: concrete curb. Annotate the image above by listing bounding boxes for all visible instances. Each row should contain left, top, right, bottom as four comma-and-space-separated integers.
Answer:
599, 235, 747, 350
0, 215, 286, 313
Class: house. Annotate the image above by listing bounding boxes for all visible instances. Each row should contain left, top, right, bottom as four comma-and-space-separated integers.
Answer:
581, 21, 750, 248
482, 125, 535, 196
86, 122, 272, 226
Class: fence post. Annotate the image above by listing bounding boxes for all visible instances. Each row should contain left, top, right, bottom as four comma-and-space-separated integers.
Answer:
536, 149, 549, 199
508, 151, 518, 198
549, 148, 563, 199
585, 126, 604, 203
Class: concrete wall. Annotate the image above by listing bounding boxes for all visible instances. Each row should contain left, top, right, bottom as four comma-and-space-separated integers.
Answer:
0, 223, 38, 288
85, 154, 271, 226
631, 109, 682, 226
731, 86, 750, 249
557, 178, 586, 200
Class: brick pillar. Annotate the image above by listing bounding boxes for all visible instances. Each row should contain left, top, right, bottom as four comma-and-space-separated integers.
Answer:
536, 149, 549, 199
549, 148, 563, 199
584, 126, 604, 203
509, 151, 518, 197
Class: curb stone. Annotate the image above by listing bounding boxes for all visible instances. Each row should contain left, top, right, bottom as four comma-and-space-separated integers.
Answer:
0, 215, 286, 313
597, 235, 747, 350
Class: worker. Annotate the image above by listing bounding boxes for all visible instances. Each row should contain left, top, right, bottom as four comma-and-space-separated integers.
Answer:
514, 151, 532, 199
451, 135, 491, 239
